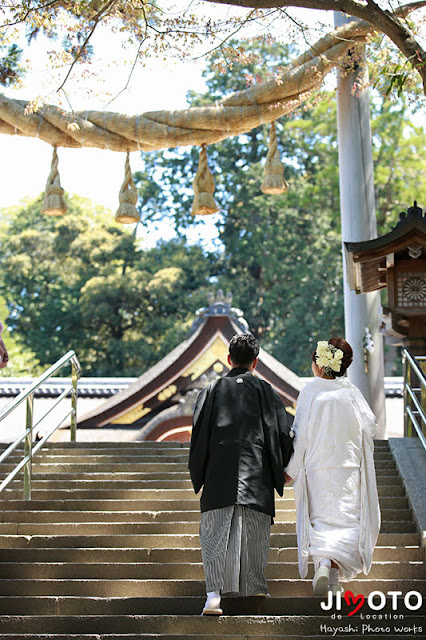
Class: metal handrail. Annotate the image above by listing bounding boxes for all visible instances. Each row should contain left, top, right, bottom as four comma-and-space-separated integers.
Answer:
403, 349, 426, 450
406, 407, 426, 451
0, 350, 81, 499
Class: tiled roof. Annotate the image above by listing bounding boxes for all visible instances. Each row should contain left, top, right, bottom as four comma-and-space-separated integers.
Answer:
0, 376, 403, 399
0, 378, 137, 398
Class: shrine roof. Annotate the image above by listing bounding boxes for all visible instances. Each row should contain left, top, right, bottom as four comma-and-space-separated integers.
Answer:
345, 202, 426, 261
344, 202, 426, 293
77, 292, 303, 428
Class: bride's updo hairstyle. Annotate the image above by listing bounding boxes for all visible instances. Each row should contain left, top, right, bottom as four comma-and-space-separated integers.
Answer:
311, 337, 353, 378
328, 337, 353, 377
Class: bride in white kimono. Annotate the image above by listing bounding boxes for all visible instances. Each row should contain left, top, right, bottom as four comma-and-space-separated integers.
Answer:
285, 337, 380, 596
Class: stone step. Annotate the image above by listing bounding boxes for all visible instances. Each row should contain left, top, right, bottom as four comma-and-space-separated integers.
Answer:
0, 506, 412, 523
0, 471, 405, 488
0, 595, 423, 616
0, 561, 423, 580
3, 465, 399, 481
0, 446, 191, 455
0, 444, 390, 456
1, 463, 199, 473
0, 613, 423, 634
6, 472, 401, 493
0, 533, 420, 549
1, 472, 195, 481
0, 532, 419, 549
0, 487, 405, 511
0, 519, 417, 535
0, 489, 408, 513
5, 455, 192, 464
1, 443, 391, 456
6, 452, 396, 470
8, 476, 200, 487
0, 462, 402, 475
0, 636, 420, 640
0, 495, 295, 507
4, 480, 291, 492
3, 509, 298, 524
1, 442, 190, 449
0, 439, 391, 448
0, 544, 422, 563
0, 522, 288, 535
0, 438, 420, 640
0, 483, 406, 502
0, 479, 405, 500
4, 446, 189, 454
0, 499, 302, 512
0, 636, 419, 640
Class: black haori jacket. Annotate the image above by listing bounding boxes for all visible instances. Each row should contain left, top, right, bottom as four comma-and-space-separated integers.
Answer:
188, 367, 294, 519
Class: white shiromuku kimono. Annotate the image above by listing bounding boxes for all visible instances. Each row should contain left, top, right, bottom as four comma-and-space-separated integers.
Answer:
285, 377, 381, 581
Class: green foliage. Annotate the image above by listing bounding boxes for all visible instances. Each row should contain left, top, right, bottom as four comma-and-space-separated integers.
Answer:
0, 43, 24, 86
1, 1, 425, 99
371, 97, 426, 230
139, 42, 345, 374
137, 40, 426, 375
370, 31, 425, 101
1, 39, 424, 379
0, 295, 42, 377
0, 196, 217, 376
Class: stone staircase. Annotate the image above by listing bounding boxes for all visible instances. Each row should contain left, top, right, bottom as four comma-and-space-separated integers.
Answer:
0, 440, 424, 639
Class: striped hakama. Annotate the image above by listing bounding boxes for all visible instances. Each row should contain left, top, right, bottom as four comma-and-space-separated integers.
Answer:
199, 505, 270, 596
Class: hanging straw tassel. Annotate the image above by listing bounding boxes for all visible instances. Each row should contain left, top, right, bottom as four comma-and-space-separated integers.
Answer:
191, 144, 219, 216
115, 152, 139, 224
261, 122, 288, 195
42, 147, 67, 216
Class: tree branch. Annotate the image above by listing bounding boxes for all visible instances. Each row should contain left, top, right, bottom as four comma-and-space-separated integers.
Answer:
56, 0, 117, 94
201, 0, 426, 91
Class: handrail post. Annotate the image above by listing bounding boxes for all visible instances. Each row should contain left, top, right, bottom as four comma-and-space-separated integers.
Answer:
23, 393, 34, 500
70, 360, 78, 442
0, 350, 82, 498
421, 359, 426, 430
403, 351, 410, 437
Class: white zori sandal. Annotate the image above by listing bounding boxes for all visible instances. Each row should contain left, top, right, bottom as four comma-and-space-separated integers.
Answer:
202, 591, 223, 616
313, 559, 331, 596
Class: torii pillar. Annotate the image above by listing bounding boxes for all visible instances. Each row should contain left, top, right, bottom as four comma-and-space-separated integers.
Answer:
334, 12, 386, 437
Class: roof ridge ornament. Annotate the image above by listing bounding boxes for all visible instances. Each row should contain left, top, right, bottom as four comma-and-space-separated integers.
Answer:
190, 290, 249, 334
396, 200, 424, 227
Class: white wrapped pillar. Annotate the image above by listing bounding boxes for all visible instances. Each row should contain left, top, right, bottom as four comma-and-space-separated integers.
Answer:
334, 12, 386, 437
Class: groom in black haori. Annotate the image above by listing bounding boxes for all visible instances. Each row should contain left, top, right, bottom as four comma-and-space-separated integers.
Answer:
189, 333, 294, 615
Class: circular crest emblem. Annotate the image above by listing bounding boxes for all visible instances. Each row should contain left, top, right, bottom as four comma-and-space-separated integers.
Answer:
403, 276, 426, 302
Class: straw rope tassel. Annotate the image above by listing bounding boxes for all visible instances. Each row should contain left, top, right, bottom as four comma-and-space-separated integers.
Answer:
192, 144, 219, 216
115, 152, 139, 224
42, 146, 67, 216
261, 123, 288, 195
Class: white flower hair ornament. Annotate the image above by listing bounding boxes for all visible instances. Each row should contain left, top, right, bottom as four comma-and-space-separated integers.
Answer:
315, 341, 344, 375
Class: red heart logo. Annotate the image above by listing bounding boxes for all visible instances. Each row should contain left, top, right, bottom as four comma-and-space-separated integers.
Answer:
344, 591, 365, 616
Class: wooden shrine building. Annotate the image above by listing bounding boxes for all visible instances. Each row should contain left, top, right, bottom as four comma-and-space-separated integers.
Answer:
78, 292, 302, 442
345, 201, 426, 354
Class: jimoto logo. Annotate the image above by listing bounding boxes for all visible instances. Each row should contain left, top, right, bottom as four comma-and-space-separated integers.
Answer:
320, 590, 423, 616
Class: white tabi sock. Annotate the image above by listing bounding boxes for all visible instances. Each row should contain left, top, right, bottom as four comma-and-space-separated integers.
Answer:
202, 590, 222, 616
205, 591, 221, 607
319, 558, 331, 569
